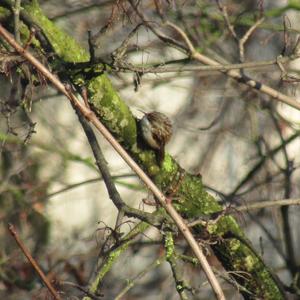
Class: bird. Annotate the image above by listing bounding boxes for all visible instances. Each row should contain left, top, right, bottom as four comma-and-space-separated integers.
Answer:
139, 111, 172, 165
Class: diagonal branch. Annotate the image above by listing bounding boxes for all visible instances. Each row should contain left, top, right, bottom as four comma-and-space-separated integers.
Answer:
8, 224, 61, 300
75, 107, 162, 226
0, 24, 225, 300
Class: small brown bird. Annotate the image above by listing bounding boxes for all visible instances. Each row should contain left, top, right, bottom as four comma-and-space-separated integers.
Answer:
139, 111, 172, 165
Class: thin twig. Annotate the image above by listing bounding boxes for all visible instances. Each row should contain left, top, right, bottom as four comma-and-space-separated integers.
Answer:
217, 1, 265, 62
229, 132, 299, 196
13, 0, 21, 43
45, 174, 135, 199
282, 15, 291, 56
0, 24, 225, 300
61, 281, 103, 300
111, 56, 290, 74
165, 21, 195, 53
268, 108, 296, 275
8, 223, 61, 300
188, 197, 300, 228
114, 257, 163, 300
235, 198, 300, 212
239, 18, 265, 62
128, 0, 188, 54
163, 21, 300, 111
216, 0, 237, 40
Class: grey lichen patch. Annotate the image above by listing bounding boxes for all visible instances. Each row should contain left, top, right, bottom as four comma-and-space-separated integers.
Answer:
120, 118, 129, 127
245, 255, 255, 271
102, 107, 115, 122
228, 238, 241, 252
176, 284, 183, 291
130, 142, 139, 154
164, 232, 175, 259
206, 222, 218, 234
71, 73, 86, 87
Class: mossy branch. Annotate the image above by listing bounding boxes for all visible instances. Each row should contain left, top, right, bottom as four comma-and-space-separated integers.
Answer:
0, 1, 287, 298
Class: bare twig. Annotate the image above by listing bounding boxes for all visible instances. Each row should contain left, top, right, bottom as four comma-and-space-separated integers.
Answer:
128, 1, 300, 110
165, 21, 195, 53
110, 56, 290, 74
45, 174, 135, 199
282, 15, 291, 56
229, 131, 299, 196
239, 17, 265, 62
188, 198, 300, 230
114, 257, 164, 300
128, 0, 187, 53
235, 198, 300, 212
217, 1, 265, 63
13, 0, 21, 43
0, 24, 225, 300
61, 281, 103, 300
216, 0, 237, 40
112, 23, 143, 64
165, 21, 300, 111
8, 223, 61, 300
268, 109, 296, 275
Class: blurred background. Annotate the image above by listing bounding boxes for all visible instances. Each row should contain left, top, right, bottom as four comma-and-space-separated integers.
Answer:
1, 0, 300, 299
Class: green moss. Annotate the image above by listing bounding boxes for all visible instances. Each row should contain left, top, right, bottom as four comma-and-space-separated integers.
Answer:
212, 234, 284, 299
164, 232, 175, 260
174, 173, 222, 217
23, 1, 89, 62
161, 154, 173, 172
8, 3, 285, 298
245, 255, 255, 271
17, 22, 41, 49
86, 246, 123, 297
148, 164, 160, 176
210, 215, 242, 236
177, 284, 183, 289
228, 238, 241, 252
87, 75, 137, 148
83, 221, 151, 300
0, 7, 10, 20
